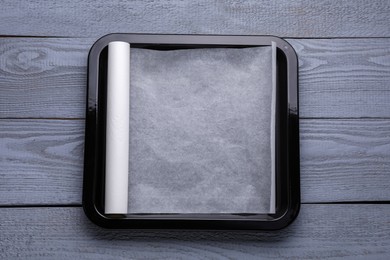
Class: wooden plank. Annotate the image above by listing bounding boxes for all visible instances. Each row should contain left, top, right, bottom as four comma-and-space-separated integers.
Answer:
300, 119, 390, 202
1, 1, 390, 37
288, 39, 390, 118
1, 38, 389, 119
0, 120, 84, 205
1, 119, 389, 205
0, 38, 92, 118
0, 205, 389, 258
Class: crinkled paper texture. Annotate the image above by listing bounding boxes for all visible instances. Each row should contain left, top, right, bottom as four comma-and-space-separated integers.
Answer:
128, 46, 273, 213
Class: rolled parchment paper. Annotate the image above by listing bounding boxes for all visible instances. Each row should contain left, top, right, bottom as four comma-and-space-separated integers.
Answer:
270, 41, 276, 214
104, 41, 130, 214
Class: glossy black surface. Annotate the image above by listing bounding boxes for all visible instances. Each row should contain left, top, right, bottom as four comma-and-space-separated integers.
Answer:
83, 34, 299, 230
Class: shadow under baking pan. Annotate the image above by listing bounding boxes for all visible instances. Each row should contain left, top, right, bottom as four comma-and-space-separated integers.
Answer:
83, 34, 299, 230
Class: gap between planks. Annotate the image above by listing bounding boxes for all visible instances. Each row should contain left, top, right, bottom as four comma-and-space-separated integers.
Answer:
1, 201, 390, 208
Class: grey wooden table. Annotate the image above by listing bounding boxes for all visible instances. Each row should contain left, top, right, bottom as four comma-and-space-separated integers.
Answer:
1, 1, 390, 259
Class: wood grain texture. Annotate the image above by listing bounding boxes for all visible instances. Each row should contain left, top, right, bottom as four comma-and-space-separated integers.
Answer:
0, 120, 84, 205
1, 38, 389, 119
0, 38, 92, 118
1, 205, 389, 259
1, 119, 389, 205
288, 39, 390, 118
1, 0, 390, 38
300, 119, 390, 203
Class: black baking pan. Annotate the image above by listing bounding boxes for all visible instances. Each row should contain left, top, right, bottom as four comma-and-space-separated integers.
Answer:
83, 33, 300, 230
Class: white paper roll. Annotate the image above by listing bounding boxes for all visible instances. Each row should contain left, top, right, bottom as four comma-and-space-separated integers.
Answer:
105, 41, 130, 214
270, 41, 277, 214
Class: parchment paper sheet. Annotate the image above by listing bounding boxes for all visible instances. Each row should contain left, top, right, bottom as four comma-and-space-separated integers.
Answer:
128, 46, 273, 213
